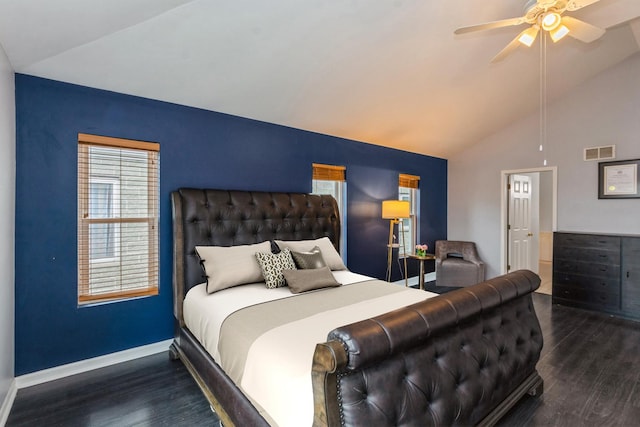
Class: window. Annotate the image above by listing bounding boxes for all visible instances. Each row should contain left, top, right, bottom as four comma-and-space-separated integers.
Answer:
311, 163, 347, 261
78, 133, 159, 304
89, 177, 120, 261
398, 174, 420, 258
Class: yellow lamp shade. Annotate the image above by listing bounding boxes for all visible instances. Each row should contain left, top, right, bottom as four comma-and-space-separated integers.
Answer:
382, 200, 410, 219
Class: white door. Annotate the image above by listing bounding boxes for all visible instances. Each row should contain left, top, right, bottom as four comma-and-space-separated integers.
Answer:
508, 174, 535, 271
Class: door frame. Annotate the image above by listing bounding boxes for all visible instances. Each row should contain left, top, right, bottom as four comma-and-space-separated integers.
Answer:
500, 166, 558, 275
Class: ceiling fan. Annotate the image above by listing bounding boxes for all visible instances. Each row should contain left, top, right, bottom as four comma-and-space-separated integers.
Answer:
454, 0, 606, 62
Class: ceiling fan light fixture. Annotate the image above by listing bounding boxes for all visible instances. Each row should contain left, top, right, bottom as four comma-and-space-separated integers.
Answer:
550, 24, 570, 42
518, 26, 540, 47
541, 12, 562, 31
453, 0, 606, 62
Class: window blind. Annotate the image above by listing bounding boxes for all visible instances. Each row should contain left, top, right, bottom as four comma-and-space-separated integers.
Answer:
78, 133, 159, 304
312, 163, 346, 181
399, 173, 420, 189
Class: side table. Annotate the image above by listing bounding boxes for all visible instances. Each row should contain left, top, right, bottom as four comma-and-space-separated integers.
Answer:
409, 253, 435, 290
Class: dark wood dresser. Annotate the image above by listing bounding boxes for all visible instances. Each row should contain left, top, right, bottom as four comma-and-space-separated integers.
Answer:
553, 231, 640, 320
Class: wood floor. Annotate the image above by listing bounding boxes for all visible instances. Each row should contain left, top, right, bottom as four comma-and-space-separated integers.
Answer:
498, 293, 640, 426
6, 352, 219, 426
8, 293, 640, 426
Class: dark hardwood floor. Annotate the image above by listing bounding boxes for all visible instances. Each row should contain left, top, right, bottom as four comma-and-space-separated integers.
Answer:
6, 352, 219, 426
7, 293, 640, 426
498, 292, 640, 426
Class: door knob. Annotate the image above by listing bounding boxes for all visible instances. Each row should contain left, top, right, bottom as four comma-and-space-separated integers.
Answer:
527, 233, 533, 236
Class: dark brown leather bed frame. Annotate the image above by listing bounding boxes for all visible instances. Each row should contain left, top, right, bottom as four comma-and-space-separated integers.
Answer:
170, 188, 544, 426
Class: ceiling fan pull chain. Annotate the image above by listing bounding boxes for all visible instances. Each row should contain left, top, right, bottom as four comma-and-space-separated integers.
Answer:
539, 32, 548, 167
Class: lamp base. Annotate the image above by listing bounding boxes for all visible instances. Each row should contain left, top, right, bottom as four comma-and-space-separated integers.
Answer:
386, 220, 395, 282
385, 219, 408, 287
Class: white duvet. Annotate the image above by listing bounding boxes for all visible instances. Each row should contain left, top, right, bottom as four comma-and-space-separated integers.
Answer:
183, 271, 437, 426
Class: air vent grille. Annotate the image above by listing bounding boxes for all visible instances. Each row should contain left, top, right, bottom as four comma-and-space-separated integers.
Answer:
584, 145, 615, 161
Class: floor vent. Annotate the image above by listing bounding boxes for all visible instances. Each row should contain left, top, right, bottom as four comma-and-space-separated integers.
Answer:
584, 145, 615, 161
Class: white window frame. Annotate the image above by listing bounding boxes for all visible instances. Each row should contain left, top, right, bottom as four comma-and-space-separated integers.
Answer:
398, 186, 419, 258
311, 164, 347, 263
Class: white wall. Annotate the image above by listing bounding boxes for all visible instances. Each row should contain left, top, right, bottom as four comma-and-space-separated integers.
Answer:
449, 52, 640, 278
0, 42, 15, 412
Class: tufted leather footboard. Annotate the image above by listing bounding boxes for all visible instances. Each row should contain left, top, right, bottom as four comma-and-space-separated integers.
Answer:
312, 270, 544, 426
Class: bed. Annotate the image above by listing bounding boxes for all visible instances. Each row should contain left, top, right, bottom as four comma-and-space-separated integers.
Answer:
170, 188, 544, 426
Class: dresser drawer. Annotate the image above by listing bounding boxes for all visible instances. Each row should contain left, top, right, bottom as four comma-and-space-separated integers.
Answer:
554, 233, 620, 251
553, 273, 620, 295
553, 247, 620, 265
553, 284, 620, 310
553, 260, 620, 279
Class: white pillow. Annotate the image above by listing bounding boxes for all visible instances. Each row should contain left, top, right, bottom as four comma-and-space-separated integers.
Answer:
195, 241, 271, 293
274, 237, 347, 271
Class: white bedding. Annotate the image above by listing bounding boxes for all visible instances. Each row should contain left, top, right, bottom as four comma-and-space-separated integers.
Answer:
183, 271, 438, 426
183, 270, 373, 361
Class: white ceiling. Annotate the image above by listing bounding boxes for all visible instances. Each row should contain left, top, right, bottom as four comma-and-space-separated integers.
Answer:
1, 0, 639, 158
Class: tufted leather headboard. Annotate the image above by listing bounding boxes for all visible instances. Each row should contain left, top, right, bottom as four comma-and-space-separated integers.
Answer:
171, 188, 340, 324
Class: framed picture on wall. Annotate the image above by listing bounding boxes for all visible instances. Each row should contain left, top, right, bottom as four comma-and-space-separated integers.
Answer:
598, 159, 640, 199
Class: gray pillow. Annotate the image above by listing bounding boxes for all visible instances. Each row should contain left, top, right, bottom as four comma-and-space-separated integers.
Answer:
274, 237, 347, 271
290, 246, 327, 270
255, 248, 297, 289
283, 266, 341, 294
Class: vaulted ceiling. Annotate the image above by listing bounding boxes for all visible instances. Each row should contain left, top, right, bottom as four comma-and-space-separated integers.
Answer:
1, 0, 639, 158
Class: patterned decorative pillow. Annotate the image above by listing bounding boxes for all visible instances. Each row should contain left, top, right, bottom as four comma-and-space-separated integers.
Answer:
255, 248, 297, 289
290, 246, 327, 270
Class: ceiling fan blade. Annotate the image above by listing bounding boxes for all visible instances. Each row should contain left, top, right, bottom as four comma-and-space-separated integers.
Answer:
562, 16, 606, 42
491, 30, 528, 63
566, 0, 602, 12
455, 17, 526, 35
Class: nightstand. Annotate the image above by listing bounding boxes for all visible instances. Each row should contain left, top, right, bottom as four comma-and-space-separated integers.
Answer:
409, 253, 435, 290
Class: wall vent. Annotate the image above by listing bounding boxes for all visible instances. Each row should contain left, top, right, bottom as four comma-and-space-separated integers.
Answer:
584, 145, 615, 161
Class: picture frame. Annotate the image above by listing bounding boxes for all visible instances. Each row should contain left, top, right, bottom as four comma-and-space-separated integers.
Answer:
598, 158, 640, 199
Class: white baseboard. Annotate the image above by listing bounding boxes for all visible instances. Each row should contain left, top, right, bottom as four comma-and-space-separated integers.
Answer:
0, 379, 17, 427
15, 339, 173, 390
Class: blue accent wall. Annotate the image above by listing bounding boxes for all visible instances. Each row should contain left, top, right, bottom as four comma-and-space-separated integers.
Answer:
14, 74, 447, 375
